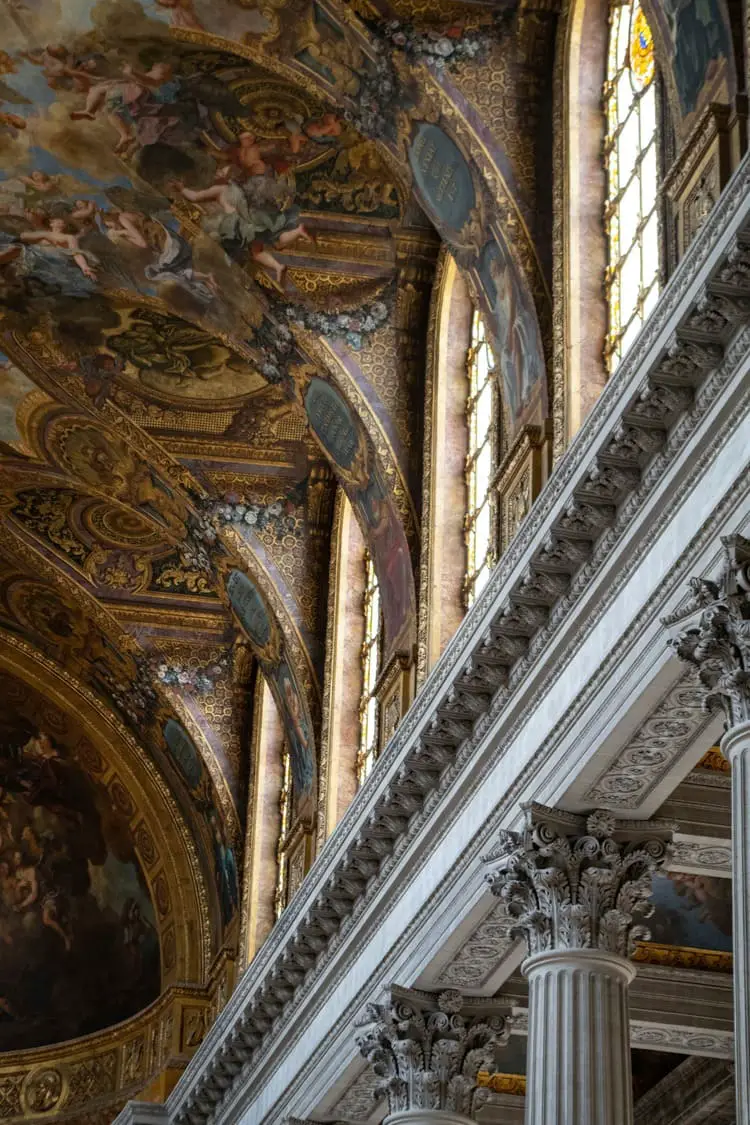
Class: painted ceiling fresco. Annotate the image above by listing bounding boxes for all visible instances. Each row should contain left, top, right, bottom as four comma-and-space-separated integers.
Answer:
0, 671, 160, 1050
0, 0, 739, 1066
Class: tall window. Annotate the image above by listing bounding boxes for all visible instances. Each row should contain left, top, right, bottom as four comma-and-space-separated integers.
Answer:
274, 745, 292, 919
464, 308, 496, 606
358, 552, 381, 785
604, 0, 659, 372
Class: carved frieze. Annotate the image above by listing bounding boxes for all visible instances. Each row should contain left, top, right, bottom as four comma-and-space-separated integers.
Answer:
584, 672, 713, 808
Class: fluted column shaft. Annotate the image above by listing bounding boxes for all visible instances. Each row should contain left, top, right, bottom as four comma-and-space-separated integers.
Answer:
484, 805, 673, 1125
524, 950, 635, 1125
721, 721, 750, 1123
384, 1112, 476, 1125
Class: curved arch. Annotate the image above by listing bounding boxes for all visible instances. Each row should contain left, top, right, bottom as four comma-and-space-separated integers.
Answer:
418, 248, 471, 682
0, 520, 237, 945
0, 635, 213, 985
1, 352, 329, 811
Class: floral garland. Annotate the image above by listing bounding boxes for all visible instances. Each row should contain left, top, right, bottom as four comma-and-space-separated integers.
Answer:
154, 650, 233, 695
211, 487, 304, 539
282, 293, 391, 351
378, 20, 488, 72
343, 47, 403, 142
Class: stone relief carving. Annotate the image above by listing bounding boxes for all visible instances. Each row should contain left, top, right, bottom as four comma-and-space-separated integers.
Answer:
329, 1068, 383, 1123
355, 987, 510, 1117
670, 837, 731, 874
629, 1023, 734, 1058
584, 672, 713, 807
484, 803, 674, 957
664, 533, 750, 728
436, 900, 517, 989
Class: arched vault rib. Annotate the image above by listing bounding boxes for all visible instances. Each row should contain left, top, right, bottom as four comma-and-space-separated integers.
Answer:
0, 527, 230, 954
165, 2, 553, 438
0, 339, 326, 811
0, 633, 214, 983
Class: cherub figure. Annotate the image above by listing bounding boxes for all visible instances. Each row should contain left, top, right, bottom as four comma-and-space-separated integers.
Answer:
19, 216, 97, 280
18, 170, 58, 195
171, 166, 313, 285
0, 112, 25, 135
22, 45, 98, 94
70, 61, 180, 158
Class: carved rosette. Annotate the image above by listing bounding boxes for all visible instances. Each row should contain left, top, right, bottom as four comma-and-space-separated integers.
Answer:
663, 533, 750, 728
354, 987, 510, 1118
483, 804, 674, 959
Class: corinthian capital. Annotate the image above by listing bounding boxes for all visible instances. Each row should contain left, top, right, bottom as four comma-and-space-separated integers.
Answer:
355, 986, 510, 1117
483, 804, 674, 959
662, 533, 750, 728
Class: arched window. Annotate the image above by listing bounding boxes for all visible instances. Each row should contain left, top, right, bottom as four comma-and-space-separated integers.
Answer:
604, 0, 659, 372
358, 553, 381, 784
274, 745, 292, 919
464, 309, 496, 606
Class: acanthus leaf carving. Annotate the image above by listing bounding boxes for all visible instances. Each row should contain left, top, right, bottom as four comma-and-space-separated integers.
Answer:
355, 987, 510, 1118
483, 803, 674, 958
663, 533, 750, 727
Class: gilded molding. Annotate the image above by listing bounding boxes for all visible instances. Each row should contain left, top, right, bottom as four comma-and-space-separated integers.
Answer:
632, 942, 733, 973
477, 1072, 527, 1097
697, 748, 730, 773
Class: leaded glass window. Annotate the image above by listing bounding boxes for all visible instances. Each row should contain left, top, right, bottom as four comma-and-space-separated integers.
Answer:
274, 745, 292, 918
604, 0, 659, 372
464, 308, 496, 606
358, 553, 381, 785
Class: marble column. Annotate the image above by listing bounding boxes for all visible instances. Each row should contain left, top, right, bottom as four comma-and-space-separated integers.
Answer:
484, 805, 674, 1125
355, 985, 510, 1125
664, 532, 750, 1124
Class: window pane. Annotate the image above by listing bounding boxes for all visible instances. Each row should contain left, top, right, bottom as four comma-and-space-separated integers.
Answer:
475, 501, 491, 568
641, 211, 659, 288
619, 174, 640, 253
605, 0, 659, 375
640, 144, 657, 222
475, 441, 492, 503
617, 109, 639, 190
465, 309, 498, 606
359, 554, 382, 785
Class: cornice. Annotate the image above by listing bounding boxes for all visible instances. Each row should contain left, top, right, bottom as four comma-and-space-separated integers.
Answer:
155, 153, 750, 1125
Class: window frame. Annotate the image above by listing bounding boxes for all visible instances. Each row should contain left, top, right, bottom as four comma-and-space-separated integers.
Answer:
274, 744, 292, 919
603, 0, 660, 374
357, 551, 382, 785
463, 307, 497, 607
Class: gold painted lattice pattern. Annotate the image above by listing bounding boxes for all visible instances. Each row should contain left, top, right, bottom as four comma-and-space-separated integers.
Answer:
464, 309, 496, 607
604, 0, 659, 372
